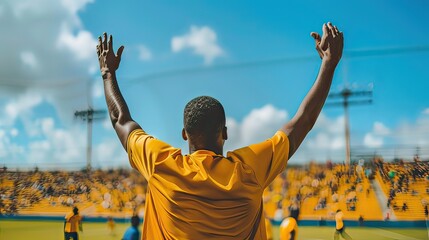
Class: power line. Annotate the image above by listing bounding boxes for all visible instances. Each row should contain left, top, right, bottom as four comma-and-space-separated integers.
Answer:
345, 45, 429, 58
0, 78, 84, 88
122, 45, 429, 84
1, 45, 428, 88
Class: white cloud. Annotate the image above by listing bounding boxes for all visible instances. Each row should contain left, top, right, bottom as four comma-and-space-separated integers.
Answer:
41, 117, 55, 134
0, 129, 21, 162
233, 109, 429, 163
24, 117, 86, 168
373, 121, 390, 136
95, 140, 116, 161
11, 0, 47, 18
172, 25, 223, 64
93, 139, 127, 169
0, 0, 133, 170
1, 115, 127, 170
3, 93, 43, 126
313, 114, 345, 134
137, 45, 152, 61
0, 129, 9, 158
307, 132, 330, 150
20, 51, 38, 69
363, 133, 383, 148
0, 0, 97, 123
32, 118, 128, 169
225, 104, 288, 151
102, 117, 113, 130
92, 80, 104, 98
10, 128, 19, 137
363, 121, 390, 148
60, 0, 94, 15
307, 132, 345, 150
0, 0, 100, 169
306, 114, 345, 151
331, 136, 345, 150
394, 114, 429, 146
0, 141, 24, 159
225, 109, 349, 162
29, 140, 51, 158
358, 115, 429, 159
288, 113, 347, 163
57, 25, 98, 61
0, 142, 7, 158
423, 108, 429, 115
241, 105, 288, 143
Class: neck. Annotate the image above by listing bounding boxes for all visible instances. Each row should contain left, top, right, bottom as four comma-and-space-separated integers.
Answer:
189, 144, 223, 156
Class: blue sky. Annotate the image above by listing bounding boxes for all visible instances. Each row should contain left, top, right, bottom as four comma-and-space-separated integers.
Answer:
0, 0, 428, 170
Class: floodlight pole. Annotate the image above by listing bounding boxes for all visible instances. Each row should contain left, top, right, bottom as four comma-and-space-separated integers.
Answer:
344, 99, 351, 167
327, 88, 373, 166
74, 109, 106, 173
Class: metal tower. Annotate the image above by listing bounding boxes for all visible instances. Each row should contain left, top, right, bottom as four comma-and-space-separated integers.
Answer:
327, 87, 373, 165
74, 108, 106, 172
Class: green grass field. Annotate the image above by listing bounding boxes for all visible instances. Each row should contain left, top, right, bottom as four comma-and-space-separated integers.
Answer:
0, 220, 427, 240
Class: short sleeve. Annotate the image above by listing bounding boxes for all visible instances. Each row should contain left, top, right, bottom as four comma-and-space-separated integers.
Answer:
127, 129, 179, 180
229, 131, 289, 188
65, 213, 72, 220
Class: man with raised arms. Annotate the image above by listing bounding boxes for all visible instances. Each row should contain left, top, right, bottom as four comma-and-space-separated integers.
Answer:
97, 22, 343, 239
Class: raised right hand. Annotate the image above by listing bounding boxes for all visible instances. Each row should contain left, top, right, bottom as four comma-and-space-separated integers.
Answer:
310, 22, 343, 66
96, 32, 124, 79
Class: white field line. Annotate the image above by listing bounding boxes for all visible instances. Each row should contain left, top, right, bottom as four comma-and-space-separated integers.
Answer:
375, 228, 421, 240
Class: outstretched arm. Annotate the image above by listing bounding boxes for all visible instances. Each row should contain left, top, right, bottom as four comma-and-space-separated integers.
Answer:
281, 22, 343, 158
97, 33, 141, 149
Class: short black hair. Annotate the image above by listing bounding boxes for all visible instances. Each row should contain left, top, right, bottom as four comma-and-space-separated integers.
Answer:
184, 96, 225, 139
131, 215, 140, 227
73, 207, 79, 215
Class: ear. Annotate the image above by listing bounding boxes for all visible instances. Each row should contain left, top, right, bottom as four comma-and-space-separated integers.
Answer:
222, 126, 228, 140
182, 128, 188, 141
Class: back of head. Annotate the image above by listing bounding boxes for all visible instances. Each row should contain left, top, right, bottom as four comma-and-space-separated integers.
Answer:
131, 215, 140, 227
73, 207, 79, 215
183, 96, 225, 140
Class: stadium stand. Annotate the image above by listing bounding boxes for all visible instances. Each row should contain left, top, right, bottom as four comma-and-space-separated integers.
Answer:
0, 169, 146, 217
375, 158, 429, 220
263, 162, 384, 221
1, 158, 427, 222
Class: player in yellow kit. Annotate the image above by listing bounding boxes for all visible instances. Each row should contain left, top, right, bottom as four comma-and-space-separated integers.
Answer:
97, 21, 343, 239
279, 217, 298, 240
107, 216, 115, 235
64, 207, 82, 240
265, 217, 273, 240
334, 209, 352, 240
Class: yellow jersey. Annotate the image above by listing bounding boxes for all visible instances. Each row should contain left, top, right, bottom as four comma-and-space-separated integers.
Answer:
64, 213, 82, 233
279, 217, 297, 240
265, 218, 273, 240
127, 129, 289, 240
335, 211, 344, 230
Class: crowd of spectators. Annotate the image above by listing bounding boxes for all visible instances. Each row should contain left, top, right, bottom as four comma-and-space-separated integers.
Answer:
375, 156, 429, 218
375, 157, 429, 208
262, 160, 376, 222
0, 168, 147, 216
0, 156, 427, 220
